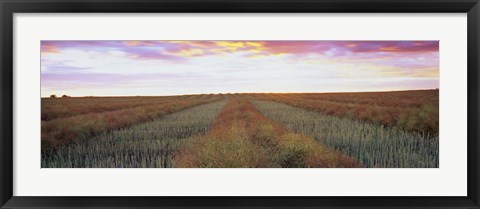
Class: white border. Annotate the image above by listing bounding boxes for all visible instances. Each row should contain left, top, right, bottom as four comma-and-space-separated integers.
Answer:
13, 13, 467, 196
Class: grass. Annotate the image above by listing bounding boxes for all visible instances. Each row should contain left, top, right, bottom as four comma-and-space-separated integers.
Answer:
248, 90, 439, 135
41, 94, 222, 151
252, 100, 439, 168
42, 100, 227, 168
174, 99, 361, 168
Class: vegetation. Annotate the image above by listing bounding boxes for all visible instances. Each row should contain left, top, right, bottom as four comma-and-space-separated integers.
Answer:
174, 99, 361, 168
253, 100, 439, 168
248, 90, 438, 135
41, 90, 439, 168
42, 100, 227, 168
42, 94, 222, 152
41, 94, 214, 121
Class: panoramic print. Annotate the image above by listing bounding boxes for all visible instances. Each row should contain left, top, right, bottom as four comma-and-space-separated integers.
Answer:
41, 40, 439, 168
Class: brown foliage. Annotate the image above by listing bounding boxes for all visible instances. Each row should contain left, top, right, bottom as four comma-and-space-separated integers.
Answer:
249, 90, 439, 135
41, 94, 222, 152
41, 94, 213, 121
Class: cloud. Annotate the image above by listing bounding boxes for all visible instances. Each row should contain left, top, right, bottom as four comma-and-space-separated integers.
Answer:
41, 40, 439, 63
40, 40, 439, 96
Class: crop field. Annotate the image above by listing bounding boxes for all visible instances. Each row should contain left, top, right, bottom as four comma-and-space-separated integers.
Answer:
174, 99, 361, 168
41, 94, 222, 152
41, 95, 190, 121
41, 90, 439, 168
42, 100, 227, 168
248, 89, 439, 135
253, 100, 438, 168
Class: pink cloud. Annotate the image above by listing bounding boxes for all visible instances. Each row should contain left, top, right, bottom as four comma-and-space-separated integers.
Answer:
41, 41, 439, 88
41, 40, 439, 62
258, 41, 438, 56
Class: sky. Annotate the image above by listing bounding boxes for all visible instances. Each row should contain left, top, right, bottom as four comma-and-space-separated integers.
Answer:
41, 40, 439, 97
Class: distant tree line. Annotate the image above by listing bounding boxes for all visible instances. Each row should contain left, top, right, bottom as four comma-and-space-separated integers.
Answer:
50, 94, 70, 98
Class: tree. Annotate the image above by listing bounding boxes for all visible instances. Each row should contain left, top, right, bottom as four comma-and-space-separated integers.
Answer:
50, 94, 57, 98
61, 94, 70, 98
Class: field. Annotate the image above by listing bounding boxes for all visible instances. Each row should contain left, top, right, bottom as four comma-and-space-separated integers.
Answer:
248, 90, 439, 134
41, 90, 439, 168
42, 100, 226, 167
41, 94, 222, 151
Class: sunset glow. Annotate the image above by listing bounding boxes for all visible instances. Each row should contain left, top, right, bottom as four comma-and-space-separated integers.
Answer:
41, 41, 439, 97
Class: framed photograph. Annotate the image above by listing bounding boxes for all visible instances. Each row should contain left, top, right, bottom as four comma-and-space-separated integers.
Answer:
1, 0, 479, 208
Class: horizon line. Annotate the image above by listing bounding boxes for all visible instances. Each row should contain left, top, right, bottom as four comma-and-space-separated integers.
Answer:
42, 88, 439, 98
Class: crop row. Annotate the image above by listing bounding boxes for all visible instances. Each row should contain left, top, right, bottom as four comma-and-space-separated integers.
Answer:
41, 94, 214, 121
253, 100, 439, 168
290, 89, 438, 108
42, 100, 227, 168
174, 99, 361, 168
249, 90, 438, 135
42, 94, 223, 152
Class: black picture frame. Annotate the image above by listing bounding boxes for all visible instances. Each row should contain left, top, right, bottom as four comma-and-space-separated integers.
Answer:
1, 0, 479, 208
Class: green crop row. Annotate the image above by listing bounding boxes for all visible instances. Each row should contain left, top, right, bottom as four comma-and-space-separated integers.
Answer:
253, 100, 439, 168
